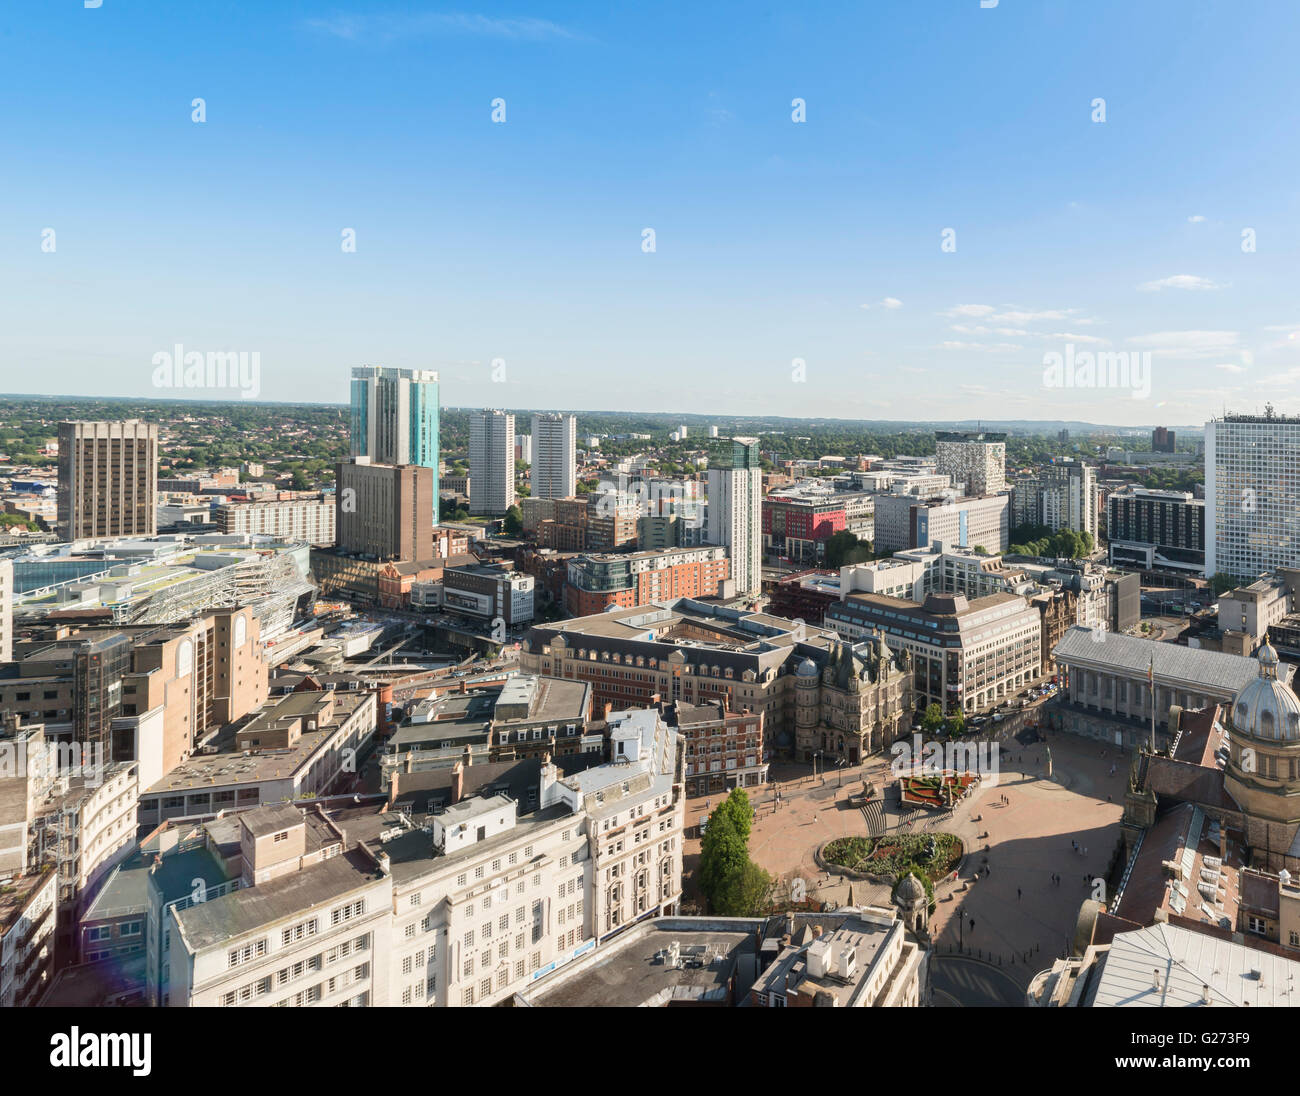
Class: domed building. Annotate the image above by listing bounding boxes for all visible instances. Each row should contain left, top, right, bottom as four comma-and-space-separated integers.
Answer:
1223, 639, 1300, 857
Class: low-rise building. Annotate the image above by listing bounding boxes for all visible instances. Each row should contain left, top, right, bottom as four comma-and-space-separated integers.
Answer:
663, 698, 767, 796
443, 563, 535, 627
137, 687, 378, 828
215, 495, 336, 546
564, 545, 730, 616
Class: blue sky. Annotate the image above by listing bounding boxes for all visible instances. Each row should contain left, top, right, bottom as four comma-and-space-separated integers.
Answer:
2, 0, 1298, 426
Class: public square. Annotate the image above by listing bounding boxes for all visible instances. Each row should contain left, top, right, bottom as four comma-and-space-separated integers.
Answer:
683, 726, 1128, 998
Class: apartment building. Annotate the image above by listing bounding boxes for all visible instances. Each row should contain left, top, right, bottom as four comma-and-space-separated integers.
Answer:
536, 497, 590, 551
1011, 460, 1097, 538
531, 413, 577, 500
1106, 485, 1205, 575
57, 420, 159, 541
469, 410, 516, 516
542, 707, 684, 942
215, 495, 336, 547
564, 545, 731, 616
166, 806, 392, 1007
706, 438, 762, 595
123, 607, 269, 775
137, 688, 378, 829
934, 431, 1007, 496
349, 365, 440, 481
160, 705, 684, 1007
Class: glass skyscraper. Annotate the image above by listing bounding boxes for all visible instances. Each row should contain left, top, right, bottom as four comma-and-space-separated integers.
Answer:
349, 367, 440, 487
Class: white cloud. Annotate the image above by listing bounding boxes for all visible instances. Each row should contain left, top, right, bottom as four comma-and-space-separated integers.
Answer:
1046, 332, 1108, 345
943, 304, 996, 318
1187, 215, 1207, 223
305, 12, 586, 43
880, 297, 903, 310
990, 309, 1072, 325
938, 340, 1022, 353
1215, 363, 1246, 374
1128, 330, 1239, 357
1137, 274, 1222, 292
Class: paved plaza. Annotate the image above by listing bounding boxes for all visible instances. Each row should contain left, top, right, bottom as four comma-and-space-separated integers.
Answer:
683, 727, 1128, 995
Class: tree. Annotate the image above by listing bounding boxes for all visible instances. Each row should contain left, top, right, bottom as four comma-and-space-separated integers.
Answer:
713, 788, 752, 844
921, 703, 944, 735
824, 531, 876, 569
698, 788, 771, 916
503, 505, 523, 537
946, 709, 966, 736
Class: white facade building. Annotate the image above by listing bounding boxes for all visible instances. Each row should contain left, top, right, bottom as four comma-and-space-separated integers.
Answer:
469, 410, 516, 516
531, 413, 577, 500
706, 437, 762, 596
1206, 412, 1300, 580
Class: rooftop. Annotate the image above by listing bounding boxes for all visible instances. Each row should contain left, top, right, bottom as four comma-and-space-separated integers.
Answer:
172, 848, 381, 953
1053, 627, 1273, 696
1087, 922, 1300, 1007
525, 921, 757, 1007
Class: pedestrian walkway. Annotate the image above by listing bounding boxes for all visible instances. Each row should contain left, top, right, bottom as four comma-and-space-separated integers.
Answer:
683, 732, 1127, 988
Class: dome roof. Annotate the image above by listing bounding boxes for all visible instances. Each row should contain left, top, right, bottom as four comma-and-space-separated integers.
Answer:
796, 657, 820, 678
895, 872, 926, 906
1230, 642, 1300, 742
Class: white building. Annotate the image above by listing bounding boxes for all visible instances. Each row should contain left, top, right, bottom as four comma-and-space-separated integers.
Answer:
469, 410, 516, 516
0, 867, 57, 1007
706, 437, 762, 596
531, 413, 577, 500
1206, 411, 1300, 580
934, 431, 1006, 497
162, 704, 685, 1008
215, 496, 336, 546
1011, 461, 1097, 539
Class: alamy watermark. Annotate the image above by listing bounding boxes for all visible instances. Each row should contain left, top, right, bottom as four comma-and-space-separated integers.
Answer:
0, 739, 106, 787
152, 344, 261, 399
1042, 344, 1150, 399
890, 732, 1001, 787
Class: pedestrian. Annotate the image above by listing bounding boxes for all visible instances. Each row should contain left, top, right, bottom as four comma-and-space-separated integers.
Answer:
1017, 888, 1022, 900
1083, 846, 1088, 856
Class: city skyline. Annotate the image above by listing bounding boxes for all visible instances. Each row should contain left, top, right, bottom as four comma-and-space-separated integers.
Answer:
3, 2, 1299, 425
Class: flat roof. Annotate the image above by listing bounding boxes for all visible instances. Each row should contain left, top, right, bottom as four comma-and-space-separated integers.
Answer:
527, 924, 757, 1007
143, 691, 372, 796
